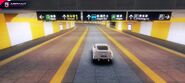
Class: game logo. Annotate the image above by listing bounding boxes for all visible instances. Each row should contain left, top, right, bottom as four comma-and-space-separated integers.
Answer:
0, 0, 27, 10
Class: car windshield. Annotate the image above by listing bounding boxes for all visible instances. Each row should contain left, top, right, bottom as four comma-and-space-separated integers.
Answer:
97, 46, 108, 50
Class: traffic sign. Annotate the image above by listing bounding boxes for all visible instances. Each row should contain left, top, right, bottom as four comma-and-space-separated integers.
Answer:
83, 11, 126, 21
127, 12, 172, 21
37, 11, 81, 21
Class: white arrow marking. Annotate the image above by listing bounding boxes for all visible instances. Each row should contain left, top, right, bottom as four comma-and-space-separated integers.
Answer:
62, 15, 66, 19
87, 14, 91, 20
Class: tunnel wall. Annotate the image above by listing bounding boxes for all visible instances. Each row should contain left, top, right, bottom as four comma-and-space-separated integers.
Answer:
151, 21, 171, 40
113, 19, 185, 45
0, 14, 11, 49
0, 13, 75, 50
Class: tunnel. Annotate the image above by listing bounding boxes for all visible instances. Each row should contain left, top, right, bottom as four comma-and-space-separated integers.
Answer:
0, 0, 185, 83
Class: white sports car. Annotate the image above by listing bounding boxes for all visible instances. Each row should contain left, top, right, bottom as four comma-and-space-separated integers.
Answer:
92, 44, 113, 62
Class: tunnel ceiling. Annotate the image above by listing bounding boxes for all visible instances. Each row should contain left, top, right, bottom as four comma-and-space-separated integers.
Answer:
22, 0, 185, 10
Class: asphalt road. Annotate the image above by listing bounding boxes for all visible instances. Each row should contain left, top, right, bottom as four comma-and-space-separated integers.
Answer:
101, 25, 185, 83
0, 24, 86, 83
69, 24, 143, 83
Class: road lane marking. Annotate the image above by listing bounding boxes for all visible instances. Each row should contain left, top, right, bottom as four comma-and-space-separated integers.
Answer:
106, 27, 185, 58
0, 28, 76, 67
99, 28, 166, 83
50, 28, 88, 83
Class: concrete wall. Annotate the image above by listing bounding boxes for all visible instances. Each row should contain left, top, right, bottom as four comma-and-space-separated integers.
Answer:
112, 19, 185, 45
140, 22, 152, 36
168, 22, 185, 45
0, 13, 75, 50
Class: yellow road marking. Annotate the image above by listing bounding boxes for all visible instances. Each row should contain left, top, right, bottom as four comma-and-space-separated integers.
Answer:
99, 28, 166, 83
50, 28, 88, 83
106, 27, 185, 58
0, 28, 76, 67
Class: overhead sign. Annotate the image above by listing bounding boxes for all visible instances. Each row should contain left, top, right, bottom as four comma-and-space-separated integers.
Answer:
127, 12, 171, 21
37, 11, 81, 21
83, 11, 126, 21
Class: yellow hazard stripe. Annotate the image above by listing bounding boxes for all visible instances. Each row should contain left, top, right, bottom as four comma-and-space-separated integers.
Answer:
50, 28, 88, 83
99, 28, 166, 83
0, 14, 11, 49
0, 28, 76, 67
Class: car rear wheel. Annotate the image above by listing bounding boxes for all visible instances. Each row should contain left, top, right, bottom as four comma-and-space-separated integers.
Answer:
92, 59, 97, 63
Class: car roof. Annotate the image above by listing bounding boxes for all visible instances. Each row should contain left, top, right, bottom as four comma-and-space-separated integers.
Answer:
94, 43, 109, 47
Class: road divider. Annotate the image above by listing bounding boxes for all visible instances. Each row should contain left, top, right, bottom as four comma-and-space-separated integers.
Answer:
50, 28, 88, 83
98, 27, 166, 83
0, 28, 76, 67
106, 27, 185, 58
